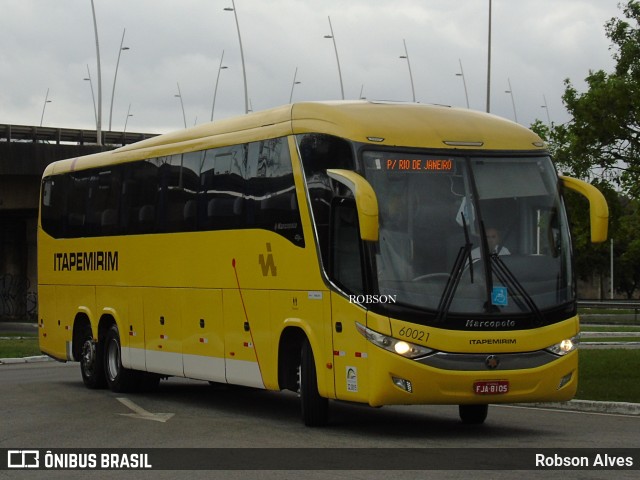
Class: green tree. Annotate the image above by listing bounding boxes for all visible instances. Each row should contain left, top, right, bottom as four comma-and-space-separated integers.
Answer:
616, 198, 640, 298
562, 182, 621, 298
555, 1, 640, 199
532, 2, 640, 298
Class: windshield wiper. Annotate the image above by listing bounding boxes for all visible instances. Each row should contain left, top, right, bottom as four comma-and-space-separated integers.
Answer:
477, 221, 498, 314
490, 254, 544, 324
435, 212, 473, 322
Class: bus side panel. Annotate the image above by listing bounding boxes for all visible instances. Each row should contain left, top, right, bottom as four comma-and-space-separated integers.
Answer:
242, 290, 273, 388
182, 288, 225, 383
38, 284, 67, 361
331, 293, 370, 403
96, 286, 146, 371
127, 287, 146, 370
223, 289, 265, 388
143, 288, 184, 377
270, 289, 334, 398
58, 285, 96, 360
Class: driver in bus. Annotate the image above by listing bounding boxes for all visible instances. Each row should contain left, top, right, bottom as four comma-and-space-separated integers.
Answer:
471, 227, 510, 261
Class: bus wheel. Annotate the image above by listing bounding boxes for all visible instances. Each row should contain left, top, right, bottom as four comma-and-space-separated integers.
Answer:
104, 324, 135, 393
459, 404, 488, 424
299, 338, 329, 427
79, 324, 106, 389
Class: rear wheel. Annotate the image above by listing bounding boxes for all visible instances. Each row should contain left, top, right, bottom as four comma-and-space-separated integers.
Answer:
79, 324, 106, 389
299, 338, 329, 427
459, 404, 488, 424
104, 324, 137, 392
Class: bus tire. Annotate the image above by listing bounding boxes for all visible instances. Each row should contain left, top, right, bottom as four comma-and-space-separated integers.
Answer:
459, 404, 488, 424
299, 338, 329, 427
104, 324, 136, 393
79, 323, 107, 389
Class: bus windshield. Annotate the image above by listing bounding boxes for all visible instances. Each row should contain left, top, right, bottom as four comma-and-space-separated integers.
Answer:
361, 151, 573, 319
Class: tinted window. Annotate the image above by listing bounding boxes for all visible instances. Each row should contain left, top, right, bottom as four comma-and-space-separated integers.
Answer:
297, 133, 355, 267
40, 137, 304, 247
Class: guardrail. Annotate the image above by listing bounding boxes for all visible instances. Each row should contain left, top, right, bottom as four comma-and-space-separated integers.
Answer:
0, 123, 159, 146
578, 300, 640, 322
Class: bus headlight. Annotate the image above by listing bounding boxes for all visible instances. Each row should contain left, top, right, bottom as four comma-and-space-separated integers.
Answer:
355, 322, 432, 359
545, 334, 580, 356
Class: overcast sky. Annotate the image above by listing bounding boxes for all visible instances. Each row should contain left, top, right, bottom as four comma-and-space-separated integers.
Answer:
0, 0, 625, 134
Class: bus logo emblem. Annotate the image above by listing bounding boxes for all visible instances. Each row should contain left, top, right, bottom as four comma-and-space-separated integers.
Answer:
258, 243, 278, 276
485, 355, 500, 369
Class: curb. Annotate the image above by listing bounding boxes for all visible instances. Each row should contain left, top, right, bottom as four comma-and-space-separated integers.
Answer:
521, 399, 640, 416
0, 355, 52, 365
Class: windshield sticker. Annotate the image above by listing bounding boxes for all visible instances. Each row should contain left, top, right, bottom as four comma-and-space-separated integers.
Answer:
491, 286, 508, 306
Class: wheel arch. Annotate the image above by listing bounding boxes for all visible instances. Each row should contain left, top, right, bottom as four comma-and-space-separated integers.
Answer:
71, 312, 92, 362
71, 307, 121, 361
277, 325, 307, 391
97, 312, 118, 347
277, 319, 327, 393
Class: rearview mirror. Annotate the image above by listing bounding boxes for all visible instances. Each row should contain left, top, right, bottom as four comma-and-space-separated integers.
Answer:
327, 169, 379, 241
560, 176, 609, 243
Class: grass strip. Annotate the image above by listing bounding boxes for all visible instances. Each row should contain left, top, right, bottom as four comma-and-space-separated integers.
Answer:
0, 336, 41, 358
582, 326, 640, 332
577, 349, 640, 403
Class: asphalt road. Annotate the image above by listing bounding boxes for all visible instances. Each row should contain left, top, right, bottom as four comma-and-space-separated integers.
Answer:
1, 361, 639, 479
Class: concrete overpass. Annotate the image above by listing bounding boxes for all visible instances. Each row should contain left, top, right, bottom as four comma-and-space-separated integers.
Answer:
0, 123, 159, 320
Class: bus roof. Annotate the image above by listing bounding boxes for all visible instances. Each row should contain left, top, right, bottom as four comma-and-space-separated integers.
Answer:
44, 101, 546, 176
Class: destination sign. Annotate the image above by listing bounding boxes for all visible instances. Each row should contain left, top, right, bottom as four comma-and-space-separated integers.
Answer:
385, 158, 454, 172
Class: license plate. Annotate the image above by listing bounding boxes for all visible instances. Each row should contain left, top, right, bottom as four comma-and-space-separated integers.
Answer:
474, 380, 509, 395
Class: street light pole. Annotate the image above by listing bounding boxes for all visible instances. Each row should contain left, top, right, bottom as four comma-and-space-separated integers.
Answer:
224, 1, 249, 114
211, 50, 228, 122
541, 94, 551, 126
109, 28, 129, 131
324, 16, 344, 100
289, 66, 301, 103
486, 0, 492, 113
610, 238, 614, 300
399, 39, 416, 102
40, 88, 51, 127
90, 0, 102, 145
456, 58, 470, 108
505, 77, 518, 123
84, 65, 98, 129
123, 103, 132, 134
175, 82, 187, 128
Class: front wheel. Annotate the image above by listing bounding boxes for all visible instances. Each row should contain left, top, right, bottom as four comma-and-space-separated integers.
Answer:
459, 404, 488, 424
299, 338, 329, 427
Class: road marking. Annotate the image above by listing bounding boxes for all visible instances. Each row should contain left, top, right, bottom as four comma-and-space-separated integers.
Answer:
116, 397, 174, 423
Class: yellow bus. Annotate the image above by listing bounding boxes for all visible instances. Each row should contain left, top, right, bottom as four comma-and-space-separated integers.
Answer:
38, 101, 608, 426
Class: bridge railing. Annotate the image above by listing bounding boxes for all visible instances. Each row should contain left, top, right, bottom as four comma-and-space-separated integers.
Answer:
0, 123, 158, 146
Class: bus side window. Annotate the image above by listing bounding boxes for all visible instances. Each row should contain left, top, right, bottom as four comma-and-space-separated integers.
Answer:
41, 175, 69, 238
202, 145, 246, 230
129, 160, 159, 234
298, 134, 355, 266
66, 174, 90, 237
156, 154, 200, 233
330, 197, 364, 294
246, 138, 304, 246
